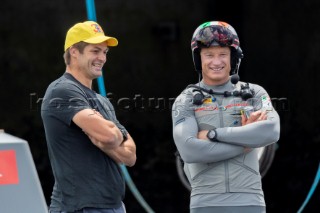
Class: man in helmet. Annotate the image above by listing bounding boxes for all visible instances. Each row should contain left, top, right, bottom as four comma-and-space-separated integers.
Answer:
41, 21, 136, 213
171, 21, 280, 213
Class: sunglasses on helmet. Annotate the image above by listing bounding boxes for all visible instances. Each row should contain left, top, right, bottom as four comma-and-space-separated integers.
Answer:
195, 26, 238, 48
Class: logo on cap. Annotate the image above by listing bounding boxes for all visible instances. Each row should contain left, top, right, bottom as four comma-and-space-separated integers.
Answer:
91, 23, 103, 33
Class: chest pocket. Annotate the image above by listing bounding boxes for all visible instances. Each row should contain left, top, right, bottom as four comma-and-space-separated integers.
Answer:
194, 99, 219, 130
194, 97, 245, 130
222, 97, 244, 127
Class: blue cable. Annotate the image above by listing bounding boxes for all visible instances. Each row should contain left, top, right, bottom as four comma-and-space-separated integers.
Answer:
297, 162, 320, 213
120, 164, 155, 213
85, 1, 155, 212
85, 0, 106, 97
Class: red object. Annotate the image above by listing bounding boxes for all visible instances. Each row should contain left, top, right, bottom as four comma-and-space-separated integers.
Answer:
0, 150, 19, 185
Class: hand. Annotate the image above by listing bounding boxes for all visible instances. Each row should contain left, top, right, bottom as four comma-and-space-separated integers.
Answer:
241, 110, 267, 126
197, 130, 209, 140
244, 147, 252, 153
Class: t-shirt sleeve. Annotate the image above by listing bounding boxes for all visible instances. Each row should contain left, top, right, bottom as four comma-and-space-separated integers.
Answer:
42, 82, 91, 126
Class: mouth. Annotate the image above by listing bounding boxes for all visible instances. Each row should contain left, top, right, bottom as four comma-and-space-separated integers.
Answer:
210, 66, 224, 72
92, 62, 103, 71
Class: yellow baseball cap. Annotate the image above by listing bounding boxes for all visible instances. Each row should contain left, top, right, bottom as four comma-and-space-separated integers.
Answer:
64, 21, 118, 51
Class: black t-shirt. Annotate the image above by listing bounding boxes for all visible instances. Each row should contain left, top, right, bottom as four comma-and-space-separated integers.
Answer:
41, 73, 125, 212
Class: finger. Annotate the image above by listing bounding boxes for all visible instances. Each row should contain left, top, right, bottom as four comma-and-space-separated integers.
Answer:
259, 111, 268, 120
246, 111, 258, 121
198, 131, 205, 139
252, 110, 263, 118
260, 111, 267, 116
241, 114, 247, 125
248, 114, 258, 123
197, 133, 200, 138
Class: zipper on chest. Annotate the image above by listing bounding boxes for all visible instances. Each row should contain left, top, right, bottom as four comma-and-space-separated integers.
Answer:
216, 98, 224, 127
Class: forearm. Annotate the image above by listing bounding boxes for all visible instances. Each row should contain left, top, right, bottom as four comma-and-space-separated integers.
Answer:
172, 93, 246, 164
217, 111, 280, 147
100, 134, 137, 167
73, 109, 123, 148
173, 117, 245, 163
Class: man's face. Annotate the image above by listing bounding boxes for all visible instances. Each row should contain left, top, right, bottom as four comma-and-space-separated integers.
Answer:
200, 46, 231, 85
77, 43, 109, 79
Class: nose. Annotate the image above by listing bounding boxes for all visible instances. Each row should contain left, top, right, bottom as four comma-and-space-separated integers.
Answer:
98, 52, 107, 63
210, 56, 222, 65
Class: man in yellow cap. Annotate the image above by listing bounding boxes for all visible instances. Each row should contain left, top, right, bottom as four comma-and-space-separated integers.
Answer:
41, 21, 136, 213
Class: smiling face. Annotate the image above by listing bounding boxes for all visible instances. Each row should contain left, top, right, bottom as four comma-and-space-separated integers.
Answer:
77, 43, 109, 80
200, 46, 231, 86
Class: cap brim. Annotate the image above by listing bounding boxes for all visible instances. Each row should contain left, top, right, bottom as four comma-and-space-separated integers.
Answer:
84, 35, 118, 47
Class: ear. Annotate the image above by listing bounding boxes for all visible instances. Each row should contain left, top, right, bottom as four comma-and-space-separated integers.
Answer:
69, 46, 79, 57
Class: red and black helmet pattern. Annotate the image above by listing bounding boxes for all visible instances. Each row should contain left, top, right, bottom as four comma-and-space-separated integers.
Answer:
191, 21, 240, 51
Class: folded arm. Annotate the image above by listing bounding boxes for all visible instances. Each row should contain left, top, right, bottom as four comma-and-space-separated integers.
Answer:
172, 98, 245, 164
73, 109, 136, 166
73, 108, 124, 149
215, 88, 281, 148
88, 133, 137, 167
198, 109, 280, 148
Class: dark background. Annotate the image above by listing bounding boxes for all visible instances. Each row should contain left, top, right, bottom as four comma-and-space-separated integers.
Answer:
1, 0, 320, 212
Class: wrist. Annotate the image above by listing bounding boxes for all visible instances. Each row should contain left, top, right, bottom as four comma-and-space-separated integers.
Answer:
120, 129, 128, 142
206, 128, 218, 142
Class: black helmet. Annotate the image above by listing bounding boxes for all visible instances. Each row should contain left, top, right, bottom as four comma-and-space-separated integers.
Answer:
191, 21, 244, 75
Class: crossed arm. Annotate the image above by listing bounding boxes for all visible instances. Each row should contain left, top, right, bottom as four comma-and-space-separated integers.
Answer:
73, 108, 137, 167
198, 109, 280, 148
88, 133, 136, 167
198, 110, 269, 141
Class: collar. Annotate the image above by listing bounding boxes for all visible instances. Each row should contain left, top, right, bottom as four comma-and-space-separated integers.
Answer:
199, 79, 235, 93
